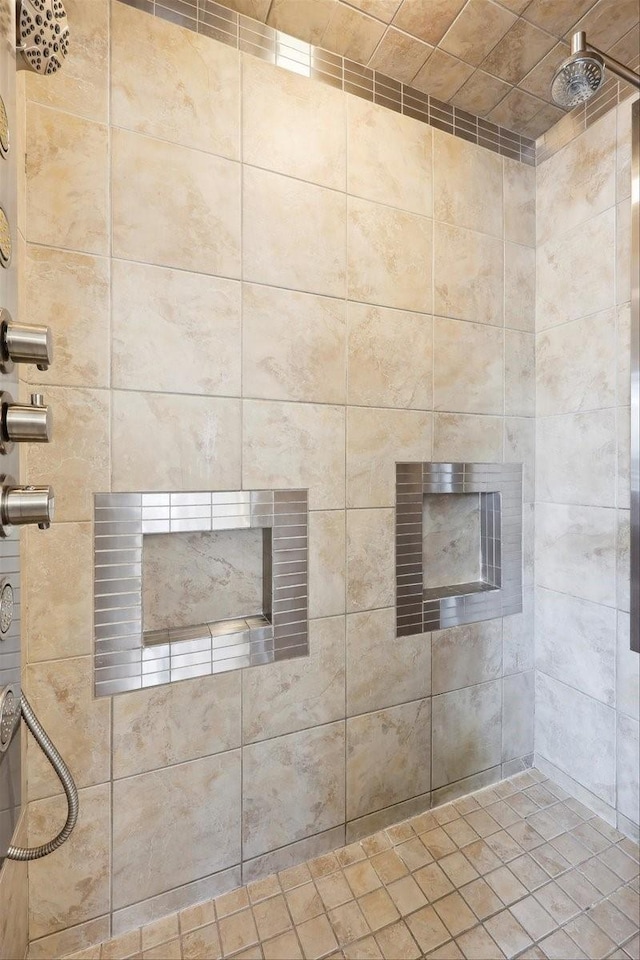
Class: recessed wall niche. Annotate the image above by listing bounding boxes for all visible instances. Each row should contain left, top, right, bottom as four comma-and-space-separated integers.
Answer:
397, 462, 522, 635
93, 489, 308, 697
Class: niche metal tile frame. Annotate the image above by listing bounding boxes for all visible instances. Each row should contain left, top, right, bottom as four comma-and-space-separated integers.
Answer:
93, 489, 308, 697
396, 462, 522, 635
631, 97, 639, 654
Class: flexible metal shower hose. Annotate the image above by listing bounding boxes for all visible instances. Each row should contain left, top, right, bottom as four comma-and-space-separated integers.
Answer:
5, 694, 79, 860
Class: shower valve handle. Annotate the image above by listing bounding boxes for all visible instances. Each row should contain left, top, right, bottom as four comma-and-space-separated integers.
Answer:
0, 476, 54, 532
0, 309, 53, 372
0, 391, 52, 448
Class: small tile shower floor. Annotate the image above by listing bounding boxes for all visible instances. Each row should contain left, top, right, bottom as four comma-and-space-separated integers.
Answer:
64, 769, 639, 960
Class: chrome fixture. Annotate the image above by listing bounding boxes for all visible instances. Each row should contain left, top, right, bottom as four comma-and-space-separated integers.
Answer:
552, 31, 640, 108
0, 207, 11, 268
16, 0, 70, 76
0, 475, 54, 534
0, 391, 52, 453
631, 100, 639, 655
0, 95, 9, 158
0, 309, 53, 372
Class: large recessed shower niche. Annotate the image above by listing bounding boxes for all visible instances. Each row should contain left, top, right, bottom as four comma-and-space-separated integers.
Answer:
93, 489, 308, 697
396, 463, 522, 635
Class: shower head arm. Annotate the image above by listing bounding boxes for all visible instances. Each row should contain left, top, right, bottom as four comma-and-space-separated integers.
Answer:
571, 30, 640, 91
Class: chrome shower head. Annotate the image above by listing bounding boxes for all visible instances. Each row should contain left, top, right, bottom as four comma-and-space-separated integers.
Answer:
17, 0, 70, 76
551, 50, 605, 108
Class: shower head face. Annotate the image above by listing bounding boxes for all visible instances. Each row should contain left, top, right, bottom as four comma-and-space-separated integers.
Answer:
551, 51, 605, 108
17, 0, 70, 76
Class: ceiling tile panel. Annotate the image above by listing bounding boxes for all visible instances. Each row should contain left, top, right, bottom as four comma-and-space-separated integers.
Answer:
522, 0, 595, 37
450, 69, 512, 115
392, 0, 467, 46
482, 17, 557, 84
518, 41, 569, 101
368, 26, 434, 83
412, 47, 475, 99
267, 0, 337, 44
487, 86, 546, 126
439, 0, 518, 66
343, 0, 403, 21
321, 3, 387, 60
569, 0, 640, 52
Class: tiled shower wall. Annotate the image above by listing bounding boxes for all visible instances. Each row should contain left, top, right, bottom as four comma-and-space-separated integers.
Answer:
534, 100, 639, 839
15, 0, 534, 954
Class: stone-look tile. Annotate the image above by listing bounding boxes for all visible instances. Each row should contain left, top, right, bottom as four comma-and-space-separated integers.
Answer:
505, 242, 535, 332
29, 919, 111, 960
459, 876, 504, 918
347, 700, 431, 820
309, 512, 346, 619
412, 47, 474, 99
536, 410, 617, 507
23, 522, 92, 661
243, 723, 345, 859
28, 784, 110, 940
244, 828, 345, 885
244, 166, 346, 298
112, 392, 241, 492
346, 406, 432, 507
113, 751, 241, 908
535, 673, 616, 807
346, 608, 431, 716
535, 502, 617, 607
112, 128, 241, 277
451, 69, 512, 116
617, 197, 632, 306
23, 385, 109, 522
617, 102, 633, 203
321, 3, 386, 62
440, 0, 516, 65
504, 417, 534, 502
112, 1, 239, 157
423, 489, 482, 589
536, 208, 615, 331
243, 53, 345, 188
432, 681, 502, 789
346, 508, 395, 612
484, 16, 556, 84
393, 0, 466, 46
536, 307, 617, 416
243, 617, 346, 743
617, 714, 640, 826
537, 112, 616, 247
503, 589, 534, 676
347, 98, 432, 216
617, 612, 639, 721
487, 88, 544, 130
503, 158, 535, 248
243, 399, 345, 510
113, 672, 241, 778
431, 621, 502, 695
433, 414, 503, 463
368, 27, 433, 84
25, 0, 108, 121
23, 246, 109, 388
502, 672, 534, 762
347, 302, 433, 410
112, 261, 241, 396
218, 908, 259, 956
25, 657, 110, 801
522, 0, 592, 34
296, 913, 339, 959
617, 509, 630, 613
434, 223, 504, 326
433, 129, 503, 237
535, 588, 616, 707
0, 818, 28, 960
266, 0, 334, 44
181, 922, 221, 959
26, 103, 108, 254
348, 794, 432, 842
348, 196, 432, 313
243, 284, 346, 404
142, 914, 179, 951
434, 317, 503, 414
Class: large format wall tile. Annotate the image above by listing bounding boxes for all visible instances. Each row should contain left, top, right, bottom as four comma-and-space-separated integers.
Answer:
112, 673, 242, 779
504, 242, 535, 332
504, 417, 535, 502
243, 55, 345, 189
502, 671, 534, 761
346, 699, 431, 820
112, 392, 241, 492
308, 512, 346, 619
347, 303, 433, 409
503, 587, 534, 676
348, 197, 433, 312
617, 612, 639, 721
433, 413, 503, 462
535, 502, 616, 606
112, 1, 240, 158
431, 620, 502, 695
503, 157, 535, 247
535, 588, 616, 707
113, 752, 241, 908
242, 284, 346, 404
536, 410, 617, 507
243, 167, 346, 297
112, 261, 241, 396
433, 317, 503, 415
505, 331, 535, 418
26, 103, 108, 254
434, 223, 503, 325
112, 128, 241, 276
431, 680, 502, 789
243, 723, 345, 859
242, 617, 346, 743
243, 400, 345, 510
347, 97, 432, 215
433, 128, 503, 237
617, 714, 640, 825
346, 608, 431, 716
346, 508, 395, 612
535, 673, 616, 806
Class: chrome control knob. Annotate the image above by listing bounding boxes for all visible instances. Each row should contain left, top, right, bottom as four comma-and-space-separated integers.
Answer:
0, 478, 54, 532
0, 391, 52, 452
0, 309, 53, 372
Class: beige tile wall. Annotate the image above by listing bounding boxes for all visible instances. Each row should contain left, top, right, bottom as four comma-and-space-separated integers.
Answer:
17, 0, 535, 950
535, 99, 639, 839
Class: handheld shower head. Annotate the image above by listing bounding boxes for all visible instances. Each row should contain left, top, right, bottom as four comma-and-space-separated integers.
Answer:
552, 30, 640, 110
16, 0, 70, 76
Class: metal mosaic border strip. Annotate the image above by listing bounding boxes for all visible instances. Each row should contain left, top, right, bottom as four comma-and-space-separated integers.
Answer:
396, 462, 522, 636
117, 0, 536, 166
93, 489, 308, 697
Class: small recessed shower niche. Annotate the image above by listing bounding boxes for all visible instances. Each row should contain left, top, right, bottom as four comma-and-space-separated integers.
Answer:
93, 489, 308, 697
396, 462, 522, 635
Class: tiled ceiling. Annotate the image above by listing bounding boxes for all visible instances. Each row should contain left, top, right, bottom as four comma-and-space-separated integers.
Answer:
216, 0, 640, 137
